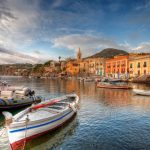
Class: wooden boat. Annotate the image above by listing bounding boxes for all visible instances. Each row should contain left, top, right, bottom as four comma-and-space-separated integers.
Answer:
2, 93, 79, 150
0, 87, 42, 110
133, 89, 150, 96
97, 82, 132, 89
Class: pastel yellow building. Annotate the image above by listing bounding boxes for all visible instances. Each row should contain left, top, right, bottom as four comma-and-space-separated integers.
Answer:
85, 57, 105, 76
129, 54, 150, 78
65, 48, 106, 76
79, 60, 89, 74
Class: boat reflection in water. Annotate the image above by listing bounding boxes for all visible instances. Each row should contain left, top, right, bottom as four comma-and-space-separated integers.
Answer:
97, 88, 150, 109
96, 89, 132, 107
25, 115, 79, 150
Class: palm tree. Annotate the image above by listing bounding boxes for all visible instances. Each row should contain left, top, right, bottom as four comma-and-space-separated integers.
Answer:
58, 56, 61, 63
58, 56, 61, 72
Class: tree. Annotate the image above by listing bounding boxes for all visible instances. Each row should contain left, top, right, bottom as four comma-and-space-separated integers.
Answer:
44, 60, 53, 67
58, 56, 61, 63
32, 64, 45, 76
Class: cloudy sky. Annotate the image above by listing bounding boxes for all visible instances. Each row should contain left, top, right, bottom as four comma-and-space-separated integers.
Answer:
0, 0, 150, 64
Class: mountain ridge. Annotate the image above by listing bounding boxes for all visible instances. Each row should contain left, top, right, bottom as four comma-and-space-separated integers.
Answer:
86, 48, 128, 59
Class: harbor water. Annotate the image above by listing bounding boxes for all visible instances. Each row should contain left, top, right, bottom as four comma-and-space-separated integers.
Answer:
0, 76, 150, 150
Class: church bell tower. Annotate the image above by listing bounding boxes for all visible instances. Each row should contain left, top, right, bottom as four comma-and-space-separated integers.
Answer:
77, 48, 82, 62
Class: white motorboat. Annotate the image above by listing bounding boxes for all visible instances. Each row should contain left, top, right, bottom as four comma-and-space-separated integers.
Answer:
0, 87, 41, 110
133, 89, 150, 96
2, 93, 79, 150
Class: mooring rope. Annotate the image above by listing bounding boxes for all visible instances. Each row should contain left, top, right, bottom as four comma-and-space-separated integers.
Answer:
21, 114, 29, 150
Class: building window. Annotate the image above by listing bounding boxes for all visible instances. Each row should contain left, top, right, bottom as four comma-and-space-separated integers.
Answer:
143, 62, 147, 67
137, 62, 140, 68
144, 70, 146, 75
138, 70, 140, 75
130, 63, 132, 68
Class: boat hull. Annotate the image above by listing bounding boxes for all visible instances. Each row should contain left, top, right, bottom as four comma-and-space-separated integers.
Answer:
133, 89, 150, 96
9, 110, 75, 150
97, 84, 132, 89
0, 102, 33, 111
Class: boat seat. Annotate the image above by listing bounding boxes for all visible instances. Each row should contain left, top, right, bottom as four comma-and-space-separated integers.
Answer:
15, 90, 26, 96
0, 91, 14, 99
39, 108, 59, 114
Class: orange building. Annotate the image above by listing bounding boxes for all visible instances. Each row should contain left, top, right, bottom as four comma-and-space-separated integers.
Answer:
65, 48, 82, 75
66, 59, 79, 75
105, 55, 129, 78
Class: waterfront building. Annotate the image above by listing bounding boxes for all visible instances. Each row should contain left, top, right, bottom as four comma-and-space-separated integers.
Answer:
44, 60, 62, 75
105, 55, 129, 78
79, 60, 89, 75
66, 59, 79, 75
65, 48, 82, 75
60, 60, 67, 72
85, 58, 105, 76
129, 53, 150, 78
95, 58, 105, 76
66, 48, 84, 75
88, 58, 96, 74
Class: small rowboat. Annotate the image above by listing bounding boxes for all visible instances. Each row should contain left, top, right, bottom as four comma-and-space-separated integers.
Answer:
97, 82, 132, 89
133, 89, 150, 96
2, 93, 79, 150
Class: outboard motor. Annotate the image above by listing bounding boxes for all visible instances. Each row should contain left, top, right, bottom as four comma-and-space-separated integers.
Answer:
34, 96, 42, 103
22, 87, 32, 96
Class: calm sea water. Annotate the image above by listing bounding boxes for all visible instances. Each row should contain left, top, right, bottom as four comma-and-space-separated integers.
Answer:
0, 76, 150, 150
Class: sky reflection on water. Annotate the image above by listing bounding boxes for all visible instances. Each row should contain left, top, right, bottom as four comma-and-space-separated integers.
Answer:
0, 76, 150, 150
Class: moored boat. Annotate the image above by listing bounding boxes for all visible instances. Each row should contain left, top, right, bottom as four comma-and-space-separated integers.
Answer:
97, 82, 132, 89
108, 78, 122, 82
83, 77, 94, 82
133, 89, 150, 96
95, 77, 101, 83
2, 93, 79, 150
0, 87, 42, 110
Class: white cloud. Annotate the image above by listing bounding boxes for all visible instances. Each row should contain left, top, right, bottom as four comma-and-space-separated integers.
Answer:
53, 34, 131, 57
0, 47, 40, 64
135, 1, 150, 10
51, 0, 63, 8
132, 42, 150, 52
0, 0, 41, 50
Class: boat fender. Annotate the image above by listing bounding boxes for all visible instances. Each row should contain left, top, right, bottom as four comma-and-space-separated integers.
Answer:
2, 111, 13, 126
34, 96, 42, 103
